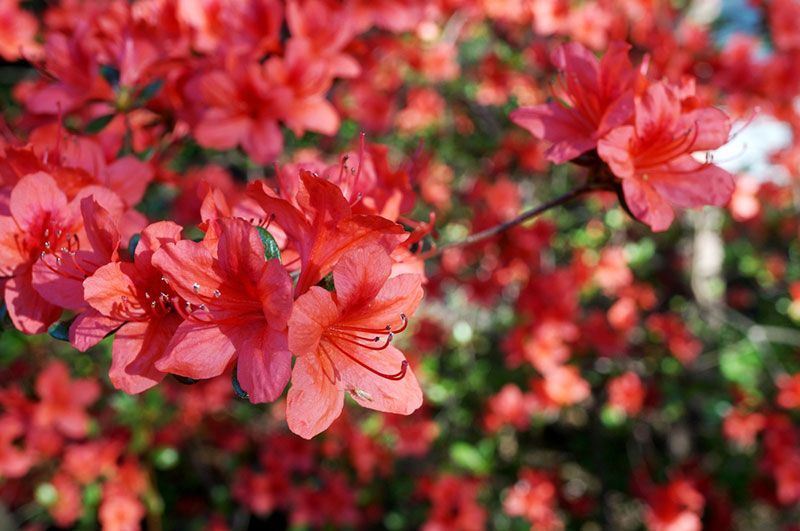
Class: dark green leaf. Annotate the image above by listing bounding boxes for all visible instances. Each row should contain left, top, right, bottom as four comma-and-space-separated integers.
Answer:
136, 79, 163, 106
48, 317, 76, 342
85, 114, 116, 135
256, 226, 281, 262
232, 364, 249, 400
171, 374, 198, 385
99, 65, 120, 87
134, 146, 155, 162
318, 271, 335, 292
129, 233, 141, 261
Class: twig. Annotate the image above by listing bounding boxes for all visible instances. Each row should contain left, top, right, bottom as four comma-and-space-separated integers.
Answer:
424, 184, 593, 259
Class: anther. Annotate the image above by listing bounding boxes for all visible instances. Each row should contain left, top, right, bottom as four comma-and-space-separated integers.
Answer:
213, 289, 221, 298
192, 282, 200, 293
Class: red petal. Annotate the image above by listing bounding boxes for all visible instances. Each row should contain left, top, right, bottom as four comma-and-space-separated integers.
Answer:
650, 157, 735, 208
155, 321, 239, 379
288, 286, 339, 356
69, 309, 121, 352
551, 41, 600, 94
194, 110, 249, 151
237, 328, 292, 403
151, 239, 225, 305
598, 125, 636, 179
240, 118, 283, 165
103, 156, 154, 208
342, 273, 423, 331
5, 272, 62, 334
333, 245, 392, 312
259, 258, 294, 331
80, 197, 120, 262
134, 221, 183, 279
510, 104, 595, 164
634, 82, 681, 141
10, 172, 68, 233
109, 315, 181, 394
337, 344, 422, 415
83, 262, 138, 318
286, 353, 343, 439
622, 178, 675, 232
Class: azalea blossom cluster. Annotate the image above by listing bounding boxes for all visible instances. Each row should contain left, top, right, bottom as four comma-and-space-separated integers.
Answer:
0, 134, 430, 439
2, 0, 435, 165
511, 40, 735, 232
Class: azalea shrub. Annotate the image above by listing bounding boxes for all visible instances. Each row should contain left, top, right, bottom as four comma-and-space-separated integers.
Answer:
2, 0, 800, 530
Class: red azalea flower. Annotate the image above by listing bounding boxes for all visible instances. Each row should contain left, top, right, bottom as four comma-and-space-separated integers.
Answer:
83, 222, 185, 393
510, 40, 636, 164
606, 371, 645, 416
0, 413, 36, 478
153, 217, 294, 403
420, 475, 487, 531
247, 170, 407, 297
32, 197, 120, 312
286, 245, 423, 439
503, 469, 563, 531
192, 60, 288, 165
597, 81, 734, 231
776, 373, 800, 409
0, 172, 113, 334
34, 360, 100, 439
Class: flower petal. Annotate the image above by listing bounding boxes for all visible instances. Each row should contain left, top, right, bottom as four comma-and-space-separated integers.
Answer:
5, 272, 62, 334
109, 315, 181, 394
286, 352, 343, 439
333, 245, 392, 312
622, 178, 675, 232
69, 309, 121, 352
288, 286, 339, 356
155, 321, 239, 379
337, 343, 423, 415
237, 328, 292, 403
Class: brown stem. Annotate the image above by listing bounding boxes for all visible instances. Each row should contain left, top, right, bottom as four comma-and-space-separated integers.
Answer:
424, 184, 593, 259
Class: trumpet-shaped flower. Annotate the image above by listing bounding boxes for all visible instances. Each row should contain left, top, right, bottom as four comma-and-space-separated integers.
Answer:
510, 41, 636, 164
153, 218, 294, 403
286, 245, 423, 439
598, 82, 734, 231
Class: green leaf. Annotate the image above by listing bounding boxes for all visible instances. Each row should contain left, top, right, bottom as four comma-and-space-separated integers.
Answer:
129, 233, 141, 261
85, 114, 116, 135
134, 146, 155, 162
232, 364, 249, 400
136, 78, 164, 106
318, 271, 335, 292
171, 374, 198, 385
720, 343, 762, 389
449, 442, 490, 475
48, 317, 75, 342
34, 483, 58, 506
99, 65, 120, 87
152, 446, 179, 470
256, 226, 281, 262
